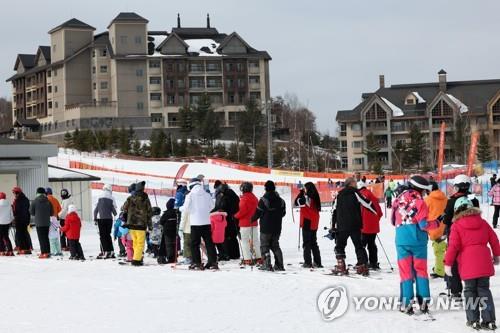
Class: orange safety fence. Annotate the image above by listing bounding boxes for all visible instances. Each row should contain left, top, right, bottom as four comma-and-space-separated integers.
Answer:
69, 160, 177, 180
291, 183, 385, 205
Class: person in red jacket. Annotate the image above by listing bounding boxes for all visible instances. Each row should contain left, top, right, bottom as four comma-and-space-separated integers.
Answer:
234, 182, 261, 265
294, 182, 322, 268
445, 197, 500, 330
358, 181, 383, 270
60, 205, 85, 261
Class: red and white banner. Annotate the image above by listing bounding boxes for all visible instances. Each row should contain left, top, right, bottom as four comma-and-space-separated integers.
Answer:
437, 121, 446, 181
466, 132, 479, 176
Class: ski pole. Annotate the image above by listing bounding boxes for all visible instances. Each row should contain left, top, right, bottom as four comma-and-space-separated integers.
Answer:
153, 188, 158, 207
298, 226, 301, 252
376, 234, 394, 271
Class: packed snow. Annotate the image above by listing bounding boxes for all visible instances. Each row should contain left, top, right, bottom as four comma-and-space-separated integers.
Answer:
381, 97, 404, 117
2, 152, 499, 333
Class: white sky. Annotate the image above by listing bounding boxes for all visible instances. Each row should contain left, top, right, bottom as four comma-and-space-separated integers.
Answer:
2, 0, 500, 133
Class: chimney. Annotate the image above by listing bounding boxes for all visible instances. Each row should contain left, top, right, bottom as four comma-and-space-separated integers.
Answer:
207, 13, 210, 28
438, 69, 447, 92
177, 13, 181, 28
379, 75, 385, 89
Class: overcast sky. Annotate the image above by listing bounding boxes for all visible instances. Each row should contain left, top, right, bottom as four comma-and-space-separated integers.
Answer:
2, 0, 500, 133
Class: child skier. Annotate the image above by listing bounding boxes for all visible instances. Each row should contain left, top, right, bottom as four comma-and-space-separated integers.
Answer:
392, 175, 436, 315
385, 185, 394, 208
49, 216, 62, 256
119, 220, 133, 262
113, 215, 126, 257
60, 205, 85, 260
159, 198, 179, 264
149, 207, 163, 257
445, 197, 500, 330
0, 192, 14, 256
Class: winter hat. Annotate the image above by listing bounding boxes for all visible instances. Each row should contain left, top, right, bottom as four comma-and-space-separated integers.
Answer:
60, 189, 70, 199
196, 174, 205, 181
430, 181, 439, 192
102, 184, 112, 192
357, 181, 366, 189
240, 182, 253, 193
36, 187, 46, 195
128, 183, 136, 194
152, 206, 162, 216
0, 192, 6, 200
188, 178, 201, 190
264, 180, 276, 192
454, 196, 473, 213
135, 181, 145, 192
12, 186, 22, 194
214, 180, 222, 189
68, 204, 77, 213
408, 176, 431, 192
166, 198, 175, 210
45, 187, 53, 195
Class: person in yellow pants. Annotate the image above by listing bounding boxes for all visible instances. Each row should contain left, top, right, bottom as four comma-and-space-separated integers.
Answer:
122, 181, 152, 266
424, 181, 448, 278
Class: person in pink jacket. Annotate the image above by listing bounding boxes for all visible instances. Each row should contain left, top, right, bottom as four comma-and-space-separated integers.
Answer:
488, 179, 500, 228
445, 197, 500, 330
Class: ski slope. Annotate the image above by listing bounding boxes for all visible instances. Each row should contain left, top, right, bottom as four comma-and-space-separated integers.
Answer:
1, 152, 498, 333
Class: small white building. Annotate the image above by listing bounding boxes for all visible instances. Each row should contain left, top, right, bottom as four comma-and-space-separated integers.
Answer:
48, 165, 100, 222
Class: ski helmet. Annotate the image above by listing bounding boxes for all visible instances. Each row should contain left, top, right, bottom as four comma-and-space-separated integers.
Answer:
408, 175, 431, 192
357, 181, 367, 189
240, 182, 253, 193
454, 196, 473, 213
102, 184, 112, 192
152, 206, 162, 216
453, 174, 471, 191
45, 187, 53, 195
60, 189, 70, 199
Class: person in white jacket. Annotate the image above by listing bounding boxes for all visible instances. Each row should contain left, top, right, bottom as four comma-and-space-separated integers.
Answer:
0, 192, 14, 256
181, 178, 217, 270
58, 189, 74, 251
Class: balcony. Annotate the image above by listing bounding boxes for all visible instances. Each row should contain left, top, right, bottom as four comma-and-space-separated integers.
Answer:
249, 82, 260, 90
248, 66, 260, 74
149, 83, 161, 91
352, 129, 362, 137
150, 99, 162, 108
352, 146, 363, 154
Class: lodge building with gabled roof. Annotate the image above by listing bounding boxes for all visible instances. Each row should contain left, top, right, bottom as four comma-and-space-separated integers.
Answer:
6, 12, 271, 143
336, 71, 500, 171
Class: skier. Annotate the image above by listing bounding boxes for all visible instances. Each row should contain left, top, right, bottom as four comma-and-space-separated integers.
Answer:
488, 179, 500, 228
358, 181, 383, 270
392, 175, 436, 315
48, 215, 62, 256
178, 197, 192, 265
294, 182, 322, 268
30, 187, 53, 259
444, 197, 500, 330
490, 174, 497, 189
61, 204, 85, 260
0, 192, 14, 256
443, 174, 479, 300
149, 207, 163, 258
252, 180, 286, 271
384, 185, 394, 208
58, 188, 73, 251
234, 182, 261, 266
113, 215, 126, 257
11, 187, 32, 254
424, 181, 448, 278
122, 181, 153, 266
94, 184, 118, 259
180, 178, 218, 270
331, 177, 375, 276
158, 199, 178, 264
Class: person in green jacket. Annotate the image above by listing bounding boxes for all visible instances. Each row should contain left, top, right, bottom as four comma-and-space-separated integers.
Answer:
385, 186, 394, 207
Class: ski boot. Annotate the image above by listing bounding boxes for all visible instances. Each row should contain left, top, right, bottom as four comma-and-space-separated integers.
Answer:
157, 256, 167, 265
332, 258, 348, 275
188, 263, 205, 270
400, 304, 414, 316
466, 321, 481, 330
356, 264, 369, 276
274, 264, 285, 271
313, 262, 324, 269
369, 262, 380, 271
131, 260, 143, 266
481, 321, 497, 330
38, 253, 50, 259
5, 251, 14, 256
96, 252, 105, 259
204, 262, 219, 270
302, 262, 313, 269
105, 251, 116, 259
259, 253, 274, 271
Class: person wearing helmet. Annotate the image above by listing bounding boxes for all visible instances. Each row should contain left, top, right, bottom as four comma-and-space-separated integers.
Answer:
443, 174, 480, 299
235, 182, 260, 266
392, 175, 436, 315
58, 188, 73, 251
11, 187, 32, 254
94, 184, 118, 259
488, 178, 500, 229
445, 197, 500, 330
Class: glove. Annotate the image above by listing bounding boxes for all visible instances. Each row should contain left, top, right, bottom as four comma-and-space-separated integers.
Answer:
94, 220, 98, 226
494, 256, 500, 266
444, 265, 453, 277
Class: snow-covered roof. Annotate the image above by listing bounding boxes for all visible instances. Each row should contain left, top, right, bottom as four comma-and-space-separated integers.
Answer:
381, 97, 404, 117
412, 92, 426, 103
48, 165, 100, 182
446, 94, 469, 113
185, 39, 220, 56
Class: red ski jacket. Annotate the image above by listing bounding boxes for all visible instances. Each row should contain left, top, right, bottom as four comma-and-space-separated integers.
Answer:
234, 192, 259, 227
60, 212, 82, 240
297, 197, 320, 231
359, 187, 383, 234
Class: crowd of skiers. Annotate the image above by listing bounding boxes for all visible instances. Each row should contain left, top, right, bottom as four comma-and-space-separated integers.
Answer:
0, 172, 499, 328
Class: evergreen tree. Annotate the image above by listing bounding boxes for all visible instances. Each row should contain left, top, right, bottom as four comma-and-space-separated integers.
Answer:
363, 132, 380, 171
118, 126, 129, 155
214, 144, 227, 157
237, 99, 263, 148
393, 140, 407, 172
131, 137, 142, 156
239, 143, 251, 164
227, 143, 239, 161
156, 130, 168, 157
406, 123, 427, 169
193, 94, 221, 147
453, 117, 466, 163
72, 128, 82, 151
179, 106, 194, 136
94, 130, 109, 152
149, 130, 159, 158
273, 146, 285, 167
108, 127, 119, 151
63, 131, 73, 148
254, 143, 268, 166
477, 132, 492, 163
177, 137, 188, 157
188, 140, 202, 156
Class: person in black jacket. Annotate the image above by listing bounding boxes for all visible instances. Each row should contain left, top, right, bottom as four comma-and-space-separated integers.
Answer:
331, 177, 376, 276
212, 183, 241, 260
252, 180, 286, 271
11, 187, 32, 254
158, 198, 178, 264
442, 174, 480, 300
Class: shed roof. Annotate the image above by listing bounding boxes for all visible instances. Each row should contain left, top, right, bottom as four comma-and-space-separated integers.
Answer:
48, 165, 101, 182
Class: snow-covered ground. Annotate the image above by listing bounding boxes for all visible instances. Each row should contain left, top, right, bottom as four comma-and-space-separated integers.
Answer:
2, 152, 499, 333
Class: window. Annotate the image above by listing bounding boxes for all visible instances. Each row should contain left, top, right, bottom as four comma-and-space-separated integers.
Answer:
55, 102, 59, 108
48, 101, 52, 109
48, 86, 52, 93
236, 63, 244, 72
137, 102, 144, 110
341, 157, 348, 169
237, 78, 245, 88
166, 79, 174, 89
72, 119, 75, 126
353, 158, 364, 165
178, 94, 185, 105
100, 66, 107, 73
92, 50, 96, 58
248, 61, 259, 69
207, 78, 222, 88
167, 94, 175, 105
238, 93, 246, 104
340, 140, 347, 152
249, 76, 260, 84
150, 93, 161, 101
166, 63, 174, 72
66, 120, 70, 127
149, 77, 161, 85
210, 94, 223, 105
54, 86, 58, 93
151, 113, 163, 123
228, 94, 236, 104
120, 36, 128, 44
340, 123, 346, 136
134, 36, 142, 44
365, 103, 386, 120
100, 81, 108, 90
250, 92, 261, 102
226, 78, 234, 88
206, 62, 221, 72
101, 97, 108, 103
405, 98, 416, 105
189, 78, 204, 89
352, 141, 363, 148
149, 60, 161, 68
177, 79, 185, 89
190, 94, 201, 105
177, 62, 186, 72
432, 100, 453, 117
92, 66, 96, 74
492, 99, 500, 114
136, 85, 143, 92
351, 123, 361, 131
189, 62, 204, 72
101, 49, 107, 57
47, 70, 51, 78
93, 82, 96, 90
136, 69, 143, 76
